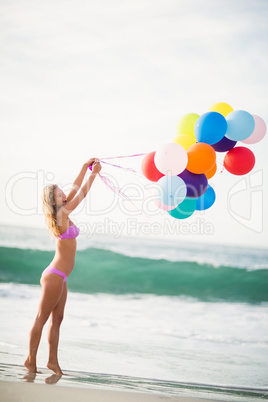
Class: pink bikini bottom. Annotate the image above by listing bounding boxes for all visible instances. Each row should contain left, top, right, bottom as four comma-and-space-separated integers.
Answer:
41, 266, 67, 283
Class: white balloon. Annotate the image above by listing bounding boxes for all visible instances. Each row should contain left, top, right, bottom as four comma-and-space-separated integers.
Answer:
154, 143, 188, 175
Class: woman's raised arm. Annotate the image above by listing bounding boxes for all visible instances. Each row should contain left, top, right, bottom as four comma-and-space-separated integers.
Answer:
62, 161, 102, 216
66, 158, 97, 202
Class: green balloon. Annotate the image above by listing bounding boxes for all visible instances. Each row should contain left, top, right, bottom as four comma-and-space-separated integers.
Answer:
176, 113, 200, 138
168, 197, 196, 219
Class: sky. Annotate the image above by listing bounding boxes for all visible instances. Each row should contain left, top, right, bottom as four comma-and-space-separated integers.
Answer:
1, 0, 268, 248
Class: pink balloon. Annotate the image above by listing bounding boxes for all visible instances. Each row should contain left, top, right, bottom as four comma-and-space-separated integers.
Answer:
154, 199, 175, 211
241, 114, 267, 144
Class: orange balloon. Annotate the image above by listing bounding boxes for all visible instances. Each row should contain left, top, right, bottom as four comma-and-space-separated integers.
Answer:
187, 143, 216, 174
205, 163, 217, 179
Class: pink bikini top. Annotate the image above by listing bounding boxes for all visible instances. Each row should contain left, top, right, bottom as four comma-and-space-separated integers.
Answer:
58, 224, 80, 240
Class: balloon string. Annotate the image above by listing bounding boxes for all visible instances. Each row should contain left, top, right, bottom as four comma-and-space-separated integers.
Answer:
100, 153, 147, 160
98, 172, 139, 210
100, 160, 144, 177
216, 159, 225, 174
96, 153, 147, 177
89, 153, 147, 209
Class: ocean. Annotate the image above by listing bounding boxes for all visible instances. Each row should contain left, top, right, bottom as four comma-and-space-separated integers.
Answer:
0, 225, 268, 401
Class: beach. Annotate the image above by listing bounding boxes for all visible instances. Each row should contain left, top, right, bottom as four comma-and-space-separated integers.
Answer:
1, 362, 268, 402
0, 226, 268, 402
1, 360, 268, 402
0, 380, 221, 402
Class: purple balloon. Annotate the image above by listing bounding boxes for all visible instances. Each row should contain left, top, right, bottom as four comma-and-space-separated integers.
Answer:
178, 169, 208, 198
212, 136, 237, 152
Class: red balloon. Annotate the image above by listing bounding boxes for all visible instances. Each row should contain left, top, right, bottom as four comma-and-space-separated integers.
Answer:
224, 146, 255, 175
141, 152, 164, 181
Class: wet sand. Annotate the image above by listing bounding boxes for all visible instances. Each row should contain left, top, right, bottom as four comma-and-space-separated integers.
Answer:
0, 380, 221, 402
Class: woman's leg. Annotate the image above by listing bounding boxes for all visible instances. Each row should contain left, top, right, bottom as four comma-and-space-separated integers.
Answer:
47, 281, 67, 375
24, 275, 65, 373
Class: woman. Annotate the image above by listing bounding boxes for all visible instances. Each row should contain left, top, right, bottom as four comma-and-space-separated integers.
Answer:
24, 158, 102, 375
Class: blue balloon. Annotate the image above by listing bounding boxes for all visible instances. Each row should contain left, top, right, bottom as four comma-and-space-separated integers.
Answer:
158, 175, 187, 207
194, 112, 227, 145
225, 110, 255, 141
195, 185, 216, 210
168, 197, 196, 219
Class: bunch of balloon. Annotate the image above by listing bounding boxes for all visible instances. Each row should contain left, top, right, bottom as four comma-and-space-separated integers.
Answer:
141, 102, 266, 220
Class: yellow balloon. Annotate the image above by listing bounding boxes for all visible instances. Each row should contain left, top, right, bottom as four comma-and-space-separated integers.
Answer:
176, 113, 200, 138
172, 134, 196, 150
208, 102, 233, 117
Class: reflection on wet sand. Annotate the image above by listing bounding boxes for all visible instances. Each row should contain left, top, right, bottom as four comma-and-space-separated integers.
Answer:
23, 371, 62, 385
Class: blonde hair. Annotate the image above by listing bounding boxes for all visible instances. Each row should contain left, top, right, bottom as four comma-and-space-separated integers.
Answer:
42, 184, 61, 238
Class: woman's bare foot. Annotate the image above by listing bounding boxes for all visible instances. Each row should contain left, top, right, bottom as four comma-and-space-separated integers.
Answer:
24, 358, 37, 373
47, 361, 63, 375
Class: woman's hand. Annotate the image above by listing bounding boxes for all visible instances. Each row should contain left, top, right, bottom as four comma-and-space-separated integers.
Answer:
85, 157, 99, 168
92, 161, 102, 174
